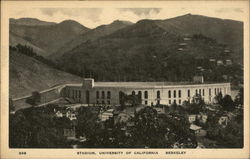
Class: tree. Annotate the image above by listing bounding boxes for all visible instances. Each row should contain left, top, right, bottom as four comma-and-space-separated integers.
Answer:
221, 95, 235, 111
131, 106, 164, 148
26, 91, 41, 106
76, 107, 100, 139
128, 107, 197, 148
215, 92, 223, 104
234, 88, 243, 108
10, 106, 69, 148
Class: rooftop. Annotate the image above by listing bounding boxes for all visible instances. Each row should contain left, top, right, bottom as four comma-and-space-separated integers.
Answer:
190, 124, 202, 131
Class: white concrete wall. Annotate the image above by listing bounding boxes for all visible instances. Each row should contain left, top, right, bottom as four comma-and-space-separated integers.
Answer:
62, 82, 231, 106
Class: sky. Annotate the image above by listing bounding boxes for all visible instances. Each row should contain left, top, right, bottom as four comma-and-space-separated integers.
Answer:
9, 7, 246, 28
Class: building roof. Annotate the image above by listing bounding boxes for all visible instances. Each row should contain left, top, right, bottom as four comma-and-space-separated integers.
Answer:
93, 82, 230, 88
190, 124, 202, 131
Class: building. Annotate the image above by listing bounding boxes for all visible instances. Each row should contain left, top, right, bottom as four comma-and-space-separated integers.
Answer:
60, 78, 231, 106
225, 59, 232, 65
190, 124, 206, 136
99, 109, 114, 121
217, 60, 224, 66
188, 115, 197, 123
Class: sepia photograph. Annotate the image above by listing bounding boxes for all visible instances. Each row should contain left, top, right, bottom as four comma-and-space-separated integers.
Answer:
1, 0, 249, 158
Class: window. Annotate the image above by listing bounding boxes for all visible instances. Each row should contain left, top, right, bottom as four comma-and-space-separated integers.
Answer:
102, 91, 105, 99
169, 100, 171, 104
195, 89, 198, 95
145, 101, 148, 105
215, 88, 217, 95
102, 101, 105, 104
209, 88, 211, 96
79, 90, 81, 98
138, 91, 142, 104
187, 89, 190, 97
86, 90, 90, 104
157, 91, 160, 98
202, 89, 205, 96
199, 89, 201, 95
96, 101, 99, 104
217, 88, 220, 93
174, 100, 176, 104
107, 101, 111, 104
132, 91, 135, 95
173, 90, 176, 98
75, 90, 78, 98
96, 91, 99, 99
178, 90, 181, 98
179, 99, 181, 104
144, 91, 148, 99
107, 91, 111, 99
157, 100, 160, 105
138, 91, 142, 98
168, 90, 171, 98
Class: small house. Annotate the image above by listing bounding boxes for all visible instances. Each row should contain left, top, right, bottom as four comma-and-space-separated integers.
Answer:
190, 124, 204, 136
188, 115, 197, 123
217, 60, 223, 66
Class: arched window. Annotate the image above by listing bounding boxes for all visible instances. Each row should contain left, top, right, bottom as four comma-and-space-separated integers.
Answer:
209, 88, 211, 96
138, 91, 142, 98
86, 90, 90, 104
202, 89, 205, 96
79, 90, 81, 98
168, 90, 171, 98
107, 91, 111, 99
178, 90, 181, 98
144, 91, 148, 99
75, 90, 77, 98
132, 91, 135, 96
179, 99, 181, 104
199, 89, 201, 95
157, 100, 160, 105
157, 91, 160, 98
187, 89, 190, 97
96, 91, 99, 99
215, 88, 217, 95
173, 90, 176, 98
101, 91, 105, 99
138, 91, 142, 104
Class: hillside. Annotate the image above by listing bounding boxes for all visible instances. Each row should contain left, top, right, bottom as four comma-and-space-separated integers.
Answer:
154, 14, 243, 63
10, 32, 46, 56
51, 20, 133, 60
9, 49, 82, 98
55, 14, 243, 83
10, 18, 56, 26
10, 18, 90, 57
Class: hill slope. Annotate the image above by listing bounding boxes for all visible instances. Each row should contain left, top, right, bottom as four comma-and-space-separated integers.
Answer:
10, 18, 56, 26
9, 32, 46, 56
10, 18, 90, 57
9, 49, 82, 98
51, 20, 133, 60
55, 14, 243, 82
154, 14, 243, 63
